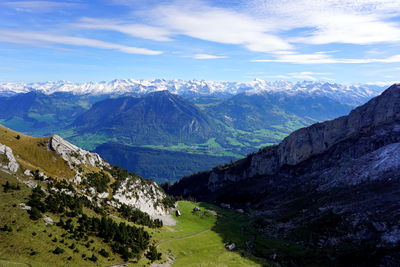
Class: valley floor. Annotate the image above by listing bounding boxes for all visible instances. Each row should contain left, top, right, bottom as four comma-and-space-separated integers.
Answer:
142, 201, 268, 267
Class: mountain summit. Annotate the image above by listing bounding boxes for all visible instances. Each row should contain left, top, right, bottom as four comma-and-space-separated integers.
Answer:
0, 79, 385, 105
73, 90, 216, 145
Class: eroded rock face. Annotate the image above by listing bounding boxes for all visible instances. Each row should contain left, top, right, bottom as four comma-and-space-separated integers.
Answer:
0, 143, 19, 172
48, 134, 109, 169
205, 84, 400, 190
169, 84, 400, 264
113, 178, 168, 217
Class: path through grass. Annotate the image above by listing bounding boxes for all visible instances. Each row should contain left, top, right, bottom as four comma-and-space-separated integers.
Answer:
148, 201, 266, 267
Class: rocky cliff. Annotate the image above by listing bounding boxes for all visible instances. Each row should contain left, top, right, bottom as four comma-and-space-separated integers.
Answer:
169, 84, 400, 265
0, 126, 174, 222
49, 134, 108, 169
194, 83, 400, 191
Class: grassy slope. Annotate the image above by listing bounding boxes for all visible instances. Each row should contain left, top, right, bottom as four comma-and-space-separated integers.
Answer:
146, 201, 268, 267
0, 125, 74, 179
0, 170, 123, 267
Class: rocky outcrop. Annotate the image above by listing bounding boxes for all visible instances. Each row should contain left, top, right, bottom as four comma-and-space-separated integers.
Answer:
0, 143, 19, 172
113, 178, 169, 217
48, 134, 108, 169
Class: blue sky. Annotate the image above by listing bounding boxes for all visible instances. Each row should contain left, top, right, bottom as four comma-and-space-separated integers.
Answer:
0, 0, 399, 84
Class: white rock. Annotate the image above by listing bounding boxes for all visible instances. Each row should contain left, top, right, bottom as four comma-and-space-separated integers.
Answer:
0, 143, 19, 172
22, 180, 37, 188
113, 178, 168, 218
98, 192, 109, 199
19, 203, 31, 210
48, 135, 109, 169
43, 215, 54, 225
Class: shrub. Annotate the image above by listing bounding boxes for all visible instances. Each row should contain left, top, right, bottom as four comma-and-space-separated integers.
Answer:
98, 248, 109, 258
88, 254, 98, 262
52, 247, 64, 254
145, 245, 161, 262
28, 207, 42, 220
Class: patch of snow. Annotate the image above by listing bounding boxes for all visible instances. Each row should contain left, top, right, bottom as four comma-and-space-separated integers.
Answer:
0, 79, 385, 105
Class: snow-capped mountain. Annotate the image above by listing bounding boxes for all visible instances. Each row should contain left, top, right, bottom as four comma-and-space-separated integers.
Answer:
0, 79, 387, 105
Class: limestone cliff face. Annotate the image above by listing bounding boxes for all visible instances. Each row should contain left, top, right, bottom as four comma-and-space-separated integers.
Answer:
207, 84, 400, 190
47, 135, 171, 218
49, 134, 108, 169
113, 179, 169, 217
169, 84, 400, 264
0, 130, 172, 221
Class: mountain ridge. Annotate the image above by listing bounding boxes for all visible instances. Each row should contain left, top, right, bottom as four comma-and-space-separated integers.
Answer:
0, 79, 386, 105
167, 84, 400, 265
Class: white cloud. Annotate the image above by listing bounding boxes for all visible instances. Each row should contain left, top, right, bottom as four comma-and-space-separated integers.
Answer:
151, 3, 292, 53
193, 54, 227, 59
248, 0, 400, 46
266, 71, 331, 81
76, 18, 172, 41
252, 52, 400, 64
363, 81, 398, 86
0, 29, 162, 55
71, 0, 400, 58
2, 1, 83, 13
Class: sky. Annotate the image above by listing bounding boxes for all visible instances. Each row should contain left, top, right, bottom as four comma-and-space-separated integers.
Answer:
0, 0, 399, 84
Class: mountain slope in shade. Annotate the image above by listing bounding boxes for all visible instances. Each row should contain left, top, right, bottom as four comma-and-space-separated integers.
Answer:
94, 143, 235, 183
0, 92, 104, 136
206, 91, 352, 132
72, 90, 217, 145
168, 84, 400, 265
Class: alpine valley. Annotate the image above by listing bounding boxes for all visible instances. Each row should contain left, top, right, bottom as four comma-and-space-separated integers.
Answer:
168, 83, 400, 266
0, 79, 386, 182
1, 83, 399, 267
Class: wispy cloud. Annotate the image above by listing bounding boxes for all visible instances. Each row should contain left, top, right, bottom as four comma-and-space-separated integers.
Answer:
252, 52, 400, 64
93, 0, 400, 61
150, 2, 292, 53
0, 29, 162, 55
193, 54, 227, 59
1, 1, 84, 13
266, 71, 332, 81
248, 0, 400, 45
75, 18, 172, 41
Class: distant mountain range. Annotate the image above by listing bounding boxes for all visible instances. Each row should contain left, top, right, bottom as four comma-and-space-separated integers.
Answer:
0, 79, 386, 105
0, 79, 388, 182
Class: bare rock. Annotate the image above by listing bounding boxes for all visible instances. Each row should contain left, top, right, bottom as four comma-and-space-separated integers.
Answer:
0, 143, 19, 172
48, 134, 109, 169
113, 178, 169, 218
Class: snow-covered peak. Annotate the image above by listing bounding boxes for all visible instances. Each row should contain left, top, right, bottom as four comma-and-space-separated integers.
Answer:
0, 79, 388, 105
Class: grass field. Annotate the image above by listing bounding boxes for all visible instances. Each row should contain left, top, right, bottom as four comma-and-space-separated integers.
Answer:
0, 125, 74, 179
146, 201, 269, 267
